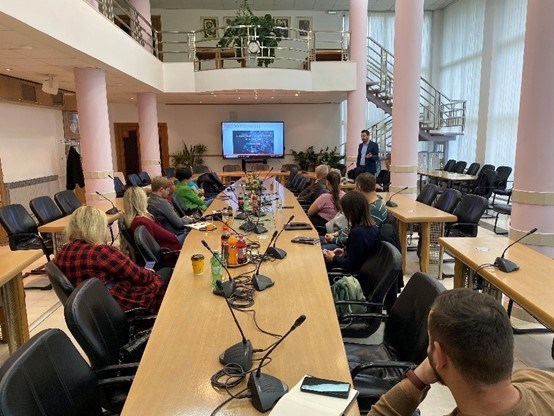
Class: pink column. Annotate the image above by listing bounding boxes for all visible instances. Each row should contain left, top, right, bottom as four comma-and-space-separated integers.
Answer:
390, 0, 424, 194
511, 0, 554, 257
346, 0, 368, 168
74, 68, 115, 205
130, 0, 153, 53
137, 92, 162, 177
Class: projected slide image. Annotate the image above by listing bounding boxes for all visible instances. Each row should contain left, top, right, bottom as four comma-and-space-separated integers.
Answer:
233, 131, 275, 155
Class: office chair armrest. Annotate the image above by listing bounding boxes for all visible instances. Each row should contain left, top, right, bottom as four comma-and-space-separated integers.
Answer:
335, 300, 383, 307
97, 375, 135, 388
351, 360, 416, 379
95, 362, 139, 377
160, 249, 181, 257
339, 312, 388, 322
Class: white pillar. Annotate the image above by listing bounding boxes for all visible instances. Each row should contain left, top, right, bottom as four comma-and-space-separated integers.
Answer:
137, 92, 162, 177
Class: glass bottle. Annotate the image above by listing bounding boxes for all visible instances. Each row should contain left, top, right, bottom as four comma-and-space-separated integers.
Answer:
237, 234, 247, 264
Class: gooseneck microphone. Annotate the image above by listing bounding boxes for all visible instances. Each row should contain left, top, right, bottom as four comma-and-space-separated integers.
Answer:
494, 228, 538, 273
267, 215, 295, 260
248, 315, 307, 412
252, 231, 279, 291
95, 191, 119, 215
201, 240, 236, 298
214, 281, 253, 370
385, 186, 409, 207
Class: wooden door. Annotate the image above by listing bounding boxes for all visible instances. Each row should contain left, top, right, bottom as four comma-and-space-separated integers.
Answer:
114, 123, 169, 181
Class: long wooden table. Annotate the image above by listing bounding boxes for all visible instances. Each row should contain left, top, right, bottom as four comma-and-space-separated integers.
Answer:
38, 199, 124, 251
380, 192, 457, 276
418, 170, 477, 189
0, 249, 43, 353
439, 235, 554, 330
121, 180, 359, 415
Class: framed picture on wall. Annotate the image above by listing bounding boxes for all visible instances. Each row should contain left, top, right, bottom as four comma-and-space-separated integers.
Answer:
273, 16, 290, 38
296, 16, 312, 38
201, 17, 219, 39
63, 111, 80, 139
223, 16, 235, 28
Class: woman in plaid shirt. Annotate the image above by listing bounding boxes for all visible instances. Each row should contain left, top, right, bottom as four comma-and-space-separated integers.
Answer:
55, 206, 169, 315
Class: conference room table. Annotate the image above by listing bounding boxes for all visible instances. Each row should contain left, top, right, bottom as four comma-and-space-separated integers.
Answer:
121, 179, 359, 415
37, 199, 124, 252
216, 170, 317, 185
439, 235, 554, 330
0, 249, 42, 353
418, 170, 477, 190
380, 192, 457, 277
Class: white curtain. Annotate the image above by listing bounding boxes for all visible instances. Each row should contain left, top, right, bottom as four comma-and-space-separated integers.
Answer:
484, 0, 527, 173
439, 0, 485, 162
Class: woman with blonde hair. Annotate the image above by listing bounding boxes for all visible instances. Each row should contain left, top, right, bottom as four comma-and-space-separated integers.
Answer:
55, 206, 170, 315
124, 187, 183, 254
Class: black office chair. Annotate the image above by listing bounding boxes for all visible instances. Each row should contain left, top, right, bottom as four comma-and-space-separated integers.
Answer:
332, 163, 347, 177
118, 217, 143, 266
163, 167, 175, 178
285, 167, 299, 188
491, 189, 512, 235
137, 171, 151, 186
54, 190, 82, 216
287, 171, 304, 191
292, 175, 311, 196
451, 160, 467, 174
445, 194, 488, 238
113, 176, 126, 198
345, 272, 446, 413
250, 163, 269, 171
281, 163, 300, 172
44, 261, 74, 305
443, 159, 456, 172
494, 166, 512, 191
127, 173, 142, 187
433, 189, 461, 214
0, 204, 53, 289
193, 165, 210, 174
416, 184, 438, 206
29, 196, 64, 225
465, 162, 480, 176
332, 241, 402, 339
222, 164, 242, 172
0, 328, 131, 416
134, 225, 179, 269
472, 169, 498, 200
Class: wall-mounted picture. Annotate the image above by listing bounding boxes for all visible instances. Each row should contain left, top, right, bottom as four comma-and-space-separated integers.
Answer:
62, 111, 80, 139
201, 17, 218, 39
223, 16, 235, 28
273, 16, 290, 38
296, 17, 312, 38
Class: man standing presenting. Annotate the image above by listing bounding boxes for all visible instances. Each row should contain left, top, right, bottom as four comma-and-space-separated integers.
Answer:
355, 129, 379, 178
369, 289, 554, 415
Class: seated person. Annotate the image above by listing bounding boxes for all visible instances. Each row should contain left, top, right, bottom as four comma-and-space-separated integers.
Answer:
376, 153, 391, 191
324, 173, 387, 247
174, 167, 208, 213
148, 176, 194, 236
323, 191, 380, 274
307, 170, 344, 232
297, 164, 329, 205
55, 206, 170, 315
124, 187, 182, 267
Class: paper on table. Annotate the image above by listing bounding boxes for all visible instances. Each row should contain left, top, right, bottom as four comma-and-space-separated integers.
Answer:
270, 375, 358, 416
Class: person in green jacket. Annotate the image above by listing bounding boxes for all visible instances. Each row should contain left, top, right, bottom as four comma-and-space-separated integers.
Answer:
174, 167, 208, 212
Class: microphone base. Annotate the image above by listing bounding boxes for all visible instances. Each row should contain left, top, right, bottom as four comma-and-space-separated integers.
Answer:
105, 208, 119, 215
253, 274, 274, 291
253, 224, 268, 234
212, 280, 236, 298
385, 201, 398, 207
239, 221, 257, 232
248, 372, 288, 412
235, 212, 248, 220
219, 340, 253, 371
267, 246, 287, 260
495, 257, 519, 273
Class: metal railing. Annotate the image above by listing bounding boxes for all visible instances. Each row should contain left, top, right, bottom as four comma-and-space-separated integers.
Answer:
369, 116, 392, 158
88, 0, 350, 70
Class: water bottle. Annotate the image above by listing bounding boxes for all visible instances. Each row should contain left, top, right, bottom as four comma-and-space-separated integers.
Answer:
210, 251, 222, 289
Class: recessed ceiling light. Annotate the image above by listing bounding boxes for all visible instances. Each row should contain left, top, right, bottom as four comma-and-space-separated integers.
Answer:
238, 97, 241, 100
116, 83, 123, 87
130, 97, 135, 100
199, 100, 202, 103
271, 96, 274, 99
327, 10, 338, 15
5, 68, 12, 71
294, 93, 299, 97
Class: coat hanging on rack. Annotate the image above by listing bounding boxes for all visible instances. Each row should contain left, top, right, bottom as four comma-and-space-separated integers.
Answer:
66, 146, 85, 190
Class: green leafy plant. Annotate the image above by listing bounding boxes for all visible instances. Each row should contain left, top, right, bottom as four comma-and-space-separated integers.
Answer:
292, 146, 345, 171
217, 0, 281, 67
317, 146, 344, 166
170, 142, 207, 167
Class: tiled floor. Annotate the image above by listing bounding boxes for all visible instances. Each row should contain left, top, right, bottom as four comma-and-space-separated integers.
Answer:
0, 213, 551, 415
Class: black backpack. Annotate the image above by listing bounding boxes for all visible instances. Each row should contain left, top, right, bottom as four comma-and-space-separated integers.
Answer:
197, 172, 224, 195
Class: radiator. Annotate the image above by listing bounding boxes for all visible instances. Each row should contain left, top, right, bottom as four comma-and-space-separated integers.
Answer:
4, 175, 61, 218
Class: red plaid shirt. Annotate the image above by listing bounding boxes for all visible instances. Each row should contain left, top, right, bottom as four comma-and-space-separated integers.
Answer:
55, 239, 166, 315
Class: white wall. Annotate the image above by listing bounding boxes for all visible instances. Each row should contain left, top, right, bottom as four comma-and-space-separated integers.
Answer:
108, 102, 341, 171
0, 102, 64, 183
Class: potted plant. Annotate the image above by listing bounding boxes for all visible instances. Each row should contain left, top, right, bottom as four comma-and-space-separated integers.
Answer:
317, 146, 344, 167
291, 146, 318, 171
170, 142, 208, 167
217, 0, 281, 67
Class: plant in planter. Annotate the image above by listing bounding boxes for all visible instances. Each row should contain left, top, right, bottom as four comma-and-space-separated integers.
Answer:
217, 0, 281, 67
317, 146, 344, 167
170, 142, 208, 167
291, 146, 318, 171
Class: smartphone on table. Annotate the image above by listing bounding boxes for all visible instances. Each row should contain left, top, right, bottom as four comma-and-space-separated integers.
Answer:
300, 376, 351, 399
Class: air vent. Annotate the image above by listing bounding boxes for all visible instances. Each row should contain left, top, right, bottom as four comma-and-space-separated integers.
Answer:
21, 83, 37, 102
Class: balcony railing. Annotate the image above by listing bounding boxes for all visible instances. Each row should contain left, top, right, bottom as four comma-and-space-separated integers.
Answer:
88, 0, 350, 70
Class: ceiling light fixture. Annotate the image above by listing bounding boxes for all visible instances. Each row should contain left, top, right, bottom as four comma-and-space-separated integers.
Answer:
5, 68, 12, 71
327, 10, 338, 15
41, 74, 59, 95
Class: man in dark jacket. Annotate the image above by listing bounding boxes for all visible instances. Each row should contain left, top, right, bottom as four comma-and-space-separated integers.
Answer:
355, 129, 379, 177
297, 164, 329, 205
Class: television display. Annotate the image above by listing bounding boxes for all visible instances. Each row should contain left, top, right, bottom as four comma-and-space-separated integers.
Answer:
221, 121, 285, 159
